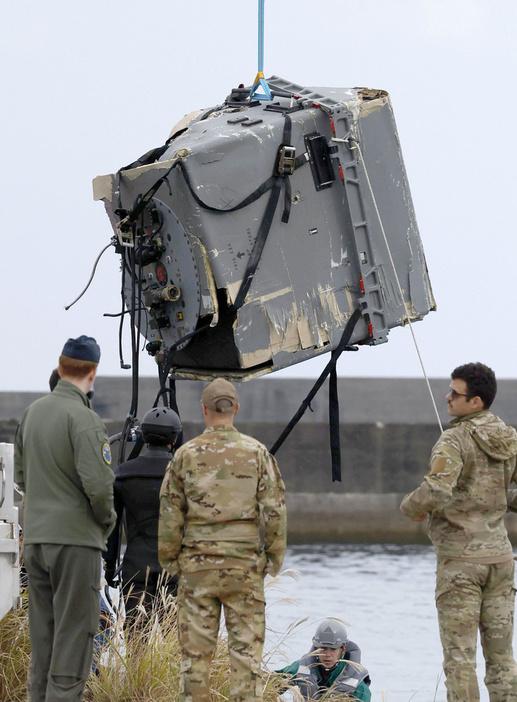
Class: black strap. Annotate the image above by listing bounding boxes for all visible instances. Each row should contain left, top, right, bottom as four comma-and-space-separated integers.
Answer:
120, 143, 171, 172
281, 176, 292, 224
229, 113, 294, 311
329, 361, 341, 482
270, 308, 363, 482
280, 114, 293, 223
230, 176, 283, 311
118, 159, 180, 232
178, 160, 277, 215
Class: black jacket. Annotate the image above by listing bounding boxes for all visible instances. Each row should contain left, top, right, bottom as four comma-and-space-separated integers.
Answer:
104, 447, 171, 583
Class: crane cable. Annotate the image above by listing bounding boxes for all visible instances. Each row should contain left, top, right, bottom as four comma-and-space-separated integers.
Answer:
250, 0, 272, 101
337, 136, 443, 433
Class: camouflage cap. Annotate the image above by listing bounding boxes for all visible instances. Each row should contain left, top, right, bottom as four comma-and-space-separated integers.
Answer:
201, 378, 239, 413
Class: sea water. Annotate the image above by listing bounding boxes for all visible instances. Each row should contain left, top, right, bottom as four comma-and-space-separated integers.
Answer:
264, 543, 515, 702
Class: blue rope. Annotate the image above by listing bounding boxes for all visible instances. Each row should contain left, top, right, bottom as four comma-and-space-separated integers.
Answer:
258, 0, 264, 73
250, 0, 272, 101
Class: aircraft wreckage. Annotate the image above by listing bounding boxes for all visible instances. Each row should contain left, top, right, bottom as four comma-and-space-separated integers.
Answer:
93, 76, 435, 382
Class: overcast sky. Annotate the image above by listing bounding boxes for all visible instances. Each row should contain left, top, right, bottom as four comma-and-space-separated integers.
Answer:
2, 0, 517, 391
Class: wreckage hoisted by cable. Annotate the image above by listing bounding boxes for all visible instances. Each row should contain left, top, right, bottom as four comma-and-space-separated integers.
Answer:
93, 77, 435, 384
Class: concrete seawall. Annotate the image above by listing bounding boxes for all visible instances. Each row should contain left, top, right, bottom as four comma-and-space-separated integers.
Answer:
3, 376, 517, 544
286, 492, 517, 543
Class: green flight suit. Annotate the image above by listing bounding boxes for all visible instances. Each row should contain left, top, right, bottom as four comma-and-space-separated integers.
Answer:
15, 379, 116, 702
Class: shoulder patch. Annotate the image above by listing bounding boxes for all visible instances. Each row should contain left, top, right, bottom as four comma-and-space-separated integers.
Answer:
102, 442, 112, 465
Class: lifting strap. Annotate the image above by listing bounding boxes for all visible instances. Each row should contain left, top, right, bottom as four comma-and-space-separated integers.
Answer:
230, 112, 294, 310
270, 307, 362, 482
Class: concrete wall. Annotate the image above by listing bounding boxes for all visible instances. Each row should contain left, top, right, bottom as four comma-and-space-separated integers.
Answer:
3, 376, 517, 543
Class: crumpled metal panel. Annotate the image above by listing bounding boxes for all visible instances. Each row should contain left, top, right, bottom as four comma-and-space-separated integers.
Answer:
93, 76, 435, 380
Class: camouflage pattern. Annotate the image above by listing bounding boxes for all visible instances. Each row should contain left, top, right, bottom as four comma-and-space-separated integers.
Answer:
177, 567, 266, 702
400, 410, 517, 700
436, 558, 517, 701
400, 410, 517, 559
158, 423, 286, 702
158, 425, 286, 577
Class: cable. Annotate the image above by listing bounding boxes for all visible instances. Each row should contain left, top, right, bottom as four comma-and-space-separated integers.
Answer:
258, 0, 265, 74
351, 139, 443, 433
64, 241, 114, 310
250, 0, 272, 101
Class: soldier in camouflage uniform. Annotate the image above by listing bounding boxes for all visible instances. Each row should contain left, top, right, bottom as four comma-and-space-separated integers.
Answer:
400, 362, 517, 702
159, 378, 287, 702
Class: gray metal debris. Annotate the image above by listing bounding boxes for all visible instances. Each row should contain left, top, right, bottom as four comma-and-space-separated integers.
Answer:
93, 76, 435, 380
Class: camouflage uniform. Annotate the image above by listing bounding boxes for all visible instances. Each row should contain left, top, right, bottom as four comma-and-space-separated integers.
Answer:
401, 410, 517, 701
159, 424, 286, 702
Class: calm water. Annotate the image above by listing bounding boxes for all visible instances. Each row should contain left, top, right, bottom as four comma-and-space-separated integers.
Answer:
263, 544, 517, 702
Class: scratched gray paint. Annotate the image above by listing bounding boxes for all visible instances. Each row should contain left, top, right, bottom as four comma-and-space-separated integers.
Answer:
93, 76, 435, 380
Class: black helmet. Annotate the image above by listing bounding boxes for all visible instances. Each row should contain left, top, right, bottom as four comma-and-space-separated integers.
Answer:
312, 619, 348, 649
141, 407, 182, 446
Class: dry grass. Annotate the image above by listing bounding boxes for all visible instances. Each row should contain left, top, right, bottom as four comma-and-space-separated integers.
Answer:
0, 591, 30, 702
0, 580, 289, 702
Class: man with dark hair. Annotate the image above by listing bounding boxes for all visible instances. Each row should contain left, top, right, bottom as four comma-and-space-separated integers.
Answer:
159, 378, 287, 702
448, 361, 497, 409
15, 336, 116, 702
48, 368, 60, 392
400, 362, 517, 701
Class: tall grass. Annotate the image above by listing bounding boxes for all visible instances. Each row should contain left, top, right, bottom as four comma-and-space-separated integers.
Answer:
0, 592, 30, 702
0, 580, 293, 702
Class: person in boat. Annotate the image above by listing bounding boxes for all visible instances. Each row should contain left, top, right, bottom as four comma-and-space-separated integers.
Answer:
276, 618, 371, 701
104, 406, 182, 630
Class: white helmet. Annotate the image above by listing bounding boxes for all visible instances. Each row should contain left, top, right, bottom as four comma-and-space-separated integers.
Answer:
312, 619, 348, 649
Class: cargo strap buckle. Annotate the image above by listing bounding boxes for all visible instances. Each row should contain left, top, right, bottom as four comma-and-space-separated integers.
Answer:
277, 144, 296, 175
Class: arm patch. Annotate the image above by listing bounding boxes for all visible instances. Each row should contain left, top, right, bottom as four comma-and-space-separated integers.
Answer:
102, 442, 112, 465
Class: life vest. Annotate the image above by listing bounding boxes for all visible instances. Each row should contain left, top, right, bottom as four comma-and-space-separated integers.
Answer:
294, 652, 370, 699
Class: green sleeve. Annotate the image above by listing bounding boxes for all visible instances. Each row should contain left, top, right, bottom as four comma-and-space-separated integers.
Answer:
401, 429, 463, 517
354, 680, 371, 701
73, 423, 116, 534
158, 455, 186, 577
257, 450, 287, 576
274, 661, 300, 677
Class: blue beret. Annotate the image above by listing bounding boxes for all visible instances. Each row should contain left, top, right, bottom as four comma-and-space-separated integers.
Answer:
61, 335, 101, 363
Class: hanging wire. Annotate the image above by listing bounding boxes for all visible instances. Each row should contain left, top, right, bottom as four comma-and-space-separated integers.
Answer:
64, 241, 114, 310
337, 137, 443, 433
258, 0, 265, 74
250, 0, 272, 101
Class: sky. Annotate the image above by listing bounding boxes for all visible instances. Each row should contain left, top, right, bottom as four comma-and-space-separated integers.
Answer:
2, 0, 517, 391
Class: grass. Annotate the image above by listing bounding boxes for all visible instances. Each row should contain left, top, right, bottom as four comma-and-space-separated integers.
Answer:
0, 578, 295, 702
0, 591, 30, 702
0, 576, 441, 701
2, 571, 405, 701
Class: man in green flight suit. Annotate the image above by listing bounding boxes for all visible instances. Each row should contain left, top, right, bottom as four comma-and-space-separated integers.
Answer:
159, 378, 287, 702
15, 335, 116, 702
400, 362, 517, 701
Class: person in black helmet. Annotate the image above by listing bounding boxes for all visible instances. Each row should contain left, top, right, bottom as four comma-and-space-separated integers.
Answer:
103, 406, 182, 630
276, 619, 371, 701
